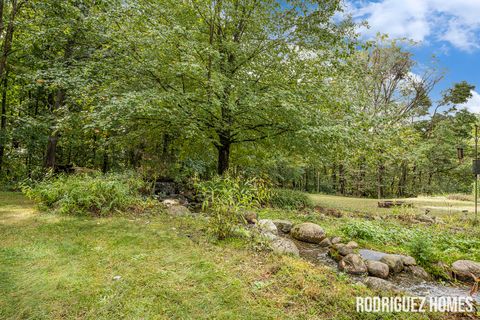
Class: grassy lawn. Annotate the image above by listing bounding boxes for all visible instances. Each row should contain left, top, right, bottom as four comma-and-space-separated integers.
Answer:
309, 194, 476, 219
1, 191, 421, 320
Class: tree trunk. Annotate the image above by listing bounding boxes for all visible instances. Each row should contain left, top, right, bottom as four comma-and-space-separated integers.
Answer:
339, 163, 346, 195
331, 163, 337, 193
411, 162, 417, 195
0, 0, 19, 173
92, 133, 97, 167
45, 134, 59, 169
397, 162, 408, 197
377, 163, 385, 199
418, 170, 423, 194
44, 32, 75, 169
304, 168, 309, 192
67, 145, 71, 164
0, 74, 7, 172
44, 89, 65, 169
102, 147, 109, 173
216, 138, 230, 175
357, 157, 366, 196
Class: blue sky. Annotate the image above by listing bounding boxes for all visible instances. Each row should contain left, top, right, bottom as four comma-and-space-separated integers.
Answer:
344, 0, 480, 113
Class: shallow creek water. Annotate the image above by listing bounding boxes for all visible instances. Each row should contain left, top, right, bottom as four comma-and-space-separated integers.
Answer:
285, 235, 478, 302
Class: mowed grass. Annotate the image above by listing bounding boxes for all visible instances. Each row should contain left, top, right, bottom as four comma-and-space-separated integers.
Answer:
1, 191, 434, 320
309, 194, 476, 219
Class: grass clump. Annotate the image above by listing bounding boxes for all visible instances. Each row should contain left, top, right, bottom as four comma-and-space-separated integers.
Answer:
269, 188, 313, 210
22, 173, 147, 216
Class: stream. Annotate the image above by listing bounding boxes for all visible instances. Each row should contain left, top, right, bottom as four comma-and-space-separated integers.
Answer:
286, 236, 479, 302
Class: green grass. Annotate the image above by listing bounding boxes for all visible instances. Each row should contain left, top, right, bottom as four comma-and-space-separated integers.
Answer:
1, 191, 439, 320
309, 194, 476, 220
260, 209, 480, 263
261, 194, 480, 277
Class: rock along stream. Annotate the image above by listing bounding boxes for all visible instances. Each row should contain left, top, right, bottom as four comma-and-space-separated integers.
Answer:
285, 235, 479, 302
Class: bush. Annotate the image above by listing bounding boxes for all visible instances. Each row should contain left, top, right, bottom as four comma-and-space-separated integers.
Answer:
22, 173, 147, 216
407, 233, 443, 277
195, 176, 270, 239
269, 188, 313, 210
341, 221, 384, 241
408, 233, 437, 265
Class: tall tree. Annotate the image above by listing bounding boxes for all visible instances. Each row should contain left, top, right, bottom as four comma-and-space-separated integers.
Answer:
110, 0, 354, 174
0, 0, 26, 172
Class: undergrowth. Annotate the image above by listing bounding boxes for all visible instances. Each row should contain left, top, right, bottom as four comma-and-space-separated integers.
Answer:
269, 188, 313, 210
22, 172, 148, 216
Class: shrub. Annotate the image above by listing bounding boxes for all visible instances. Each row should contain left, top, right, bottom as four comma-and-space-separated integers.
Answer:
269, 188, 313, 210
408, 233, 437, 266
407, 233, 444, 277
341, 221, 383, 241
195, 176, 271, 239
22, 173, 147, 216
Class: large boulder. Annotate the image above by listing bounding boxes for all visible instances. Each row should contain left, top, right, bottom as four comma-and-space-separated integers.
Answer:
331, 236, 342, 244
366, 260, 389, 279
271, 238, 299, 256
319, 238, 332, 248
290, 222, 326, 243
257, 219, 278, 235
346, 241, 359, 249
364, 277, 397, 292
329, 244, 354, 261
380, 254, 404, 274
272, 220, 293, 233
452, 260, 480, 281
359, 249, 387, 261
405, 265, 430, 280
338, 254, 368, 275
335, 244, 354, 256
399, 255, 416, 266
166, 205, 191, 216
261, 232, 278, 241
162, 198, 180, 207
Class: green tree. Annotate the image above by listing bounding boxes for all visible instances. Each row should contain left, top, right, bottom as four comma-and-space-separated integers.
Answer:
109, 0, 354, 174
0, 0, 27, 173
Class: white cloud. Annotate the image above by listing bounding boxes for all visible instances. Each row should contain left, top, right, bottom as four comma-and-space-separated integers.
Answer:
346, 0, 480, 52
440, 19, 480, 52
459, 90, 480, 113
353, 0, 430, 42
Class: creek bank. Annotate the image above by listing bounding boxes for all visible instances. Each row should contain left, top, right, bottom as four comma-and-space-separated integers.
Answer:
253, 218, 479, 300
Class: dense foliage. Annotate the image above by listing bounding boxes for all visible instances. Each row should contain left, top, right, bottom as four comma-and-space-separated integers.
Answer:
341, 219, 480, 276
0, 0, 476, 198
269, 188, 313, 210
23, 173, 147, 215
